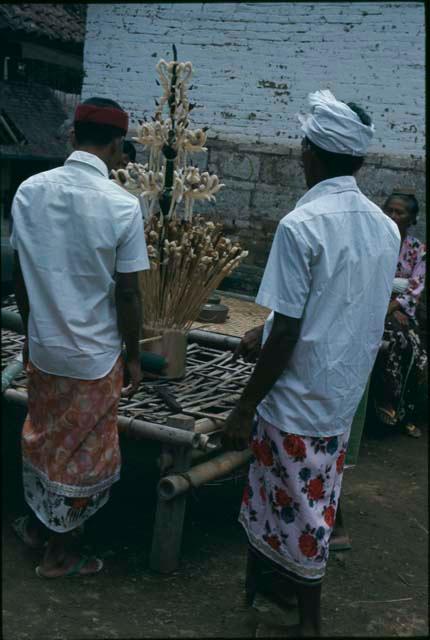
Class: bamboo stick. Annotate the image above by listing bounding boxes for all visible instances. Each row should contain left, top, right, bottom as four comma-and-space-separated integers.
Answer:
187, 329, 241, 352
3, 388, 210, 450
158, 449, 252, 500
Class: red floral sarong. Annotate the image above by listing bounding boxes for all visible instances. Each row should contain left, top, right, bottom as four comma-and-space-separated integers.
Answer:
239, 414, 348, 581
22, 357, 123, 532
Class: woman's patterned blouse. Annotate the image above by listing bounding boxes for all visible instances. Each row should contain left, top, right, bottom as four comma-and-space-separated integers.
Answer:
395, 235, 426, 319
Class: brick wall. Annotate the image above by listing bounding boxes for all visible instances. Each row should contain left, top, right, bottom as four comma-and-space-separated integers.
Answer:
83, 3, 424, 155
82, 3, 425, 289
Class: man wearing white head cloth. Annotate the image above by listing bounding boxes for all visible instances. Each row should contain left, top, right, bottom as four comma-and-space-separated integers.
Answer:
222, 90, 400, 636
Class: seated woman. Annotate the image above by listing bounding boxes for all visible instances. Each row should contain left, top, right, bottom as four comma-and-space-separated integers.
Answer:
372, 189, 427, 437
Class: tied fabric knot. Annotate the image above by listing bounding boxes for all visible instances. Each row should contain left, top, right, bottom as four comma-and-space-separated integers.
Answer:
297, 89, 374, 156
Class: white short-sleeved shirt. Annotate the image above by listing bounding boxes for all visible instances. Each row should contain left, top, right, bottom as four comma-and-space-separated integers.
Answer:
10, 151, 150, 380
255, 176, 400, 437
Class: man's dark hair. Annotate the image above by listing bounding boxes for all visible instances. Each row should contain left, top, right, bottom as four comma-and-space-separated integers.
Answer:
384, 192, 419, 225
74, 97, 126, 146
123, 140, 136, 162
307, 102, 372, 177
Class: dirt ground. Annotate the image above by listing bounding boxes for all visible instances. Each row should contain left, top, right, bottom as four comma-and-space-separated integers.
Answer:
2, 397, 428, 639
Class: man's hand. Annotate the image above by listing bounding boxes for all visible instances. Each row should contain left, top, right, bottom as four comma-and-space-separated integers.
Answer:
387, 299, 401, 316
393, 309, 409, 327
221, 402, 255, 451
233, 324, 265, 363
122, 357, 142, 398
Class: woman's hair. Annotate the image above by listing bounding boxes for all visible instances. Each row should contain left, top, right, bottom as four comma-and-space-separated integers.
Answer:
384, 192, 419, 225
306, 103, 372, 177
74, 97, 127, 146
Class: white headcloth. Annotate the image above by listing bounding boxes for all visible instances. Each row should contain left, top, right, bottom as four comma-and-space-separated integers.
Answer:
298, 89, 374, 156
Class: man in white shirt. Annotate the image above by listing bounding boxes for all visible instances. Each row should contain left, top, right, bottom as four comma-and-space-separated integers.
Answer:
11, 97, 150, 578
222, 90, 400, 636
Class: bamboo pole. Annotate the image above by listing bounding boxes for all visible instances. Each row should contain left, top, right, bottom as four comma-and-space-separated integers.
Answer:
3, 388, 211, 450
187, 329, 241, 352
194, 417, 224, 434
1, 359, 24, 393
150, 413, 194, 573
158, 449, 252, 500
1, 309, 24, 334
157, 443, 223, 471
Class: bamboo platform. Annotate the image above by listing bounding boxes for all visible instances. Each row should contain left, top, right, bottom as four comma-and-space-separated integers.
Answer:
1, 300, 255, 425
1, 296, 255, 573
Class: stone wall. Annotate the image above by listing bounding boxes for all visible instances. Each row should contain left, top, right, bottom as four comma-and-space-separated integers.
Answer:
135, 139, 426, 293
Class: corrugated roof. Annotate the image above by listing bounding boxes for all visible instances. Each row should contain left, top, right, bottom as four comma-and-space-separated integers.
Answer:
0, 81, 68, 160
0, 4, 85, 46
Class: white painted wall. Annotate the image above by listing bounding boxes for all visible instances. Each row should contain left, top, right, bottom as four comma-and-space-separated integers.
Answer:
82, 2, 425, 157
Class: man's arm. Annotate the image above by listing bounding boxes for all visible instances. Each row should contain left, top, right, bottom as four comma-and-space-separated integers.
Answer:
115, 271, 143, 397
222, 311, 301, 450
13, 252, 30, 365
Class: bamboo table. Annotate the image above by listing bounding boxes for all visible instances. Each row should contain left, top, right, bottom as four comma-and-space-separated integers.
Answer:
1, 298, 369, 571
1, 301, 252, 573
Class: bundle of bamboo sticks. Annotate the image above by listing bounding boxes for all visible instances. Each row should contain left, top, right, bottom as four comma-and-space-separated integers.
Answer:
112, 47, 248, 332
141, 216, 248, 330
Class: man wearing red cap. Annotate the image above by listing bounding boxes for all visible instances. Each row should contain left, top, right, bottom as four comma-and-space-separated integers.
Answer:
10, 97, 149, 578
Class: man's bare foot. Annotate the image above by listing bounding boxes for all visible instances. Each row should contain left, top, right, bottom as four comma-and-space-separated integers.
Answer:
35, 554, 103, 578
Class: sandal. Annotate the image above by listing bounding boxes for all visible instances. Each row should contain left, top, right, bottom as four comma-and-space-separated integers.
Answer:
35, 555, 104, 579
375, 404, 398, 426
12, 516, 46, 551
405, 423, 422, 438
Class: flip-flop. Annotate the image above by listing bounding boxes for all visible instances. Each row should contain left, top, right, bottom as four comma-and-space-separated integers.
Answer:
375, 404, 398, 426
35, 555, 104, 579
405, 423, 422, 438
12, 516, 46, 551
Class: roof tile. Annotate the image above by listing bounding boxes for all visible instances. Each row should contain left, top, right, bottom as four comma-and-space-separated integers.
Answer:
0, 80, 69, 160
0, 4, 85, 45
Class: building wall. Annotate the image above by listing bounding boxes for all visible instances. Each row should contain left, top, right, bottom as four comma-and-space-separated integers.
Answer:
82, 2, 426, 279
131, 140, 425, 289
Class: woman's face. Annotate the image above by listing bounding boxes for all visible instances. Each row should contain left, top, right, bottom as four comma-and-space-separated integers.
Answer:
383, 197, 412, 234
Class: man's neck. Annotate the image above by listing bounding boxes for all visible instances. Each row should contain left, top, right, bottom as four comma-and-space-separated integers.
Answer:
75, 146, 110, 170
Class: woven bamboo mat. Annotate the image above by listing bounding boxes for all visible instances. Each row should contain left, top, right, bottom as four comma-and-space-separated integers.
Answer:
191, 295, 269, 337
1, 297, 255, 426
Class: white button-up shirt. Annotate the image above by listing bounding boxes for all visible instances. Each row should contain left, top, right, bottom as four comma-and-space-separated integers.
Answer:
10, 151, 149, 380
255, 176, 400, 437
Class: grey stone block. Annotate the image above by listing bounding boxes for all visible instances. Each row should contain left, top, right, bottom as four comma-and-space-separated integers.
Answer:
210, 178, 254, 219
211, 149, 260, 181
357, 166, 424, 200
259, 154, 307, 189
251, 184, 299, 221
186, 151, 209, 171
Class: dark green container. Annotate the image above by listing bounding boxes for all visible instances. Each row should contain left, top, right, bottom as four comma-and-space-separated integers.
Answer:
345, 380, 370, 467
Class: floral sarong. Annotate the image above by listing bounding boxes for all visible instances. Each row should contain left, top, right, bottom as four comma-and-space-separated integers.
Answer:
372, 315, 427, 425
22, 357, 124, 533
239, 415, 348, 582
